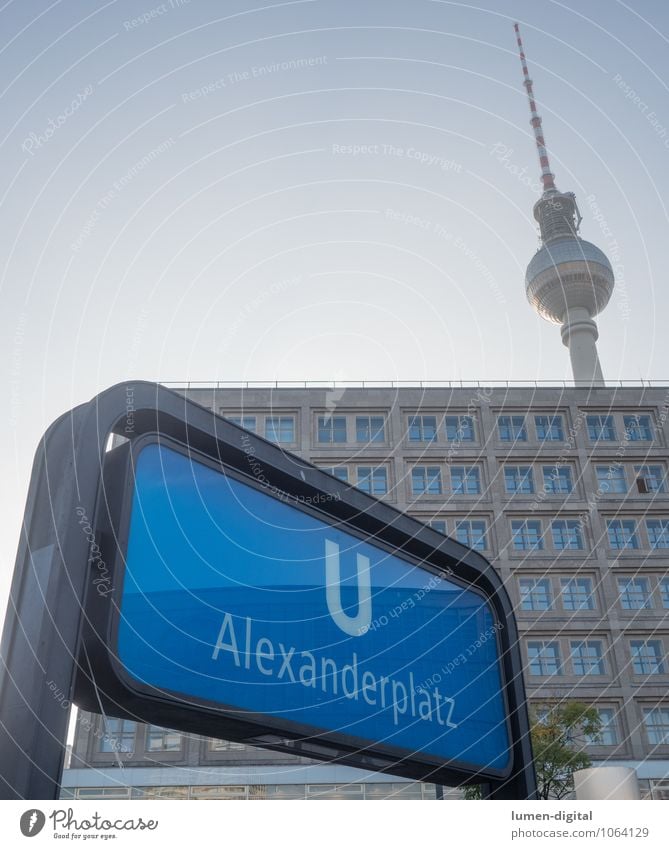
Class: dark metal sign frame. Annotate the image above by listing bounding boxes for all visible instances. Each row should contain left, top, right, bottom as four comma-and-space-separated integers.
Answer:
0, 382, 536, 799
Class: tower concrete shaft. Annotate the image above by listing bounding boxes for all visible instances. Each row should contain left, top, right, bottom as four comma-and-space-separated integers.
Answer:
561, 306, 604, 386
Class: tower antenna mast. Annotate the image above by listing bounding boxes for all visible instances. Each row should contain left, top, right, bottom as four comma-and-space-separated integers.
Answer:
514, 22, 556, 193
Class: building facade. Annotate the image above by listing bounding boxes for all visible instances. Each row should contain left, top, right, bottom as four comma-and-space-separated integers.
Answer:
63, 382, 669, 800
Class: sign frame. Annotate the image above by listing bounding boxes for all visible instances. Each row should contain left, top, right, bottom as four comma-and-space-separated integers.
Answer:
82, 430, 514, 784
0, 382, 536, 799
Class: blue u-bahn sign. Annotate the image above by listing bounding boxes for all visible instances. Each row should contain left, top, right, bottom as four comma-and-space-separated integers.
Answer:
117, 439, 510, 774
0, 382, 536, 799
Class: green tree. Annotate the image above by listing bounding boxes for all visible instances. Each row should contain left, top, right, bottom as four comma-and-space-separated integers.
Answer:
463, 702, 602, 800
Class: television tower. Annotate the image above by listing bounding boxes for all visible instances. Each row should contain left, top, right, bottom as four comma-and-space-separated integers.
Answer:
514, 23, 614, 386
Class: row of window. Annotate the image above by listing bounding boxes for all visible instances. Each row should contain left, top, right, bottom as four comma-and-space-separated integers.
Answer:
500, 463, 666, 497
97, 705, 669, 761
526, 638, 667, 677
222, 411, 658, 447
95, 705, 669, 759
98, 725, 253, 756
68, 782, 438, 800
533, 705, 669, 748
320, 463, 484, 497
518, 575, 669, 612
422, 514, 669, 557
316, 462, 669, 505
510, 517, 669, 552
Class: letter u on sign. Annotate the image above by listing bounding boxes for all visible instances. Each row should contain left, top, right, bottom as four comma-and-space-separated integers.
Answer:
325, 539, 371, 636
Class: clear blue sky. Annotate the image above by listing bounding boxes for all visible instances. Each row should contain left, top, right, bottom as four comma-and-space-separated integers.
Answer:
1, 0, 669, 619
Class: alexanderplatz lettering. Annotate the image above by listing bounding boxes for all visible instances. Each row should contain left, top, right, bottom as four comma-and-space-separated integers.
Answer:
0, 383, 536, 798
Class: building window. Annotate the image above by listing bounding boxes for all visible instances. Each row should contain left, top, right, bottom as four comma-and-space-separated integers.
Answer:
411, 466, 442, 495
445, 415, 475, 442
134, 786, 190, 800
265, 416, 295, 444
587, 414, 616, 441
646, 519, 669, 549
660, 578, 669, 608
98, 719, 135, 754
511, 519, 544, 551
209, 738, 246, 751
450, 466, 481, 495
355, 416, 385, 443
543, 465, 573, 494
146, 726, 182, 752
226, 415, 257, 433
634, 465, 666, 493
408, 415, 437, 442
455, 519, 487, 551
586, 708, 619, 746
596, 465, 626, 494
519, 578, 552, 611
535, 415, 564, 441
624, 414, 653, 442
428, 519, 447, 534
630, 640, 664, 675
356, 466, 388, 496
617, 577, 653, 609
606, 519, 639, 550
319, 465, 349, 482
504, 465, 534, 495
643, 707, 669, 745
551, 520, 584, 550
570, 640, 606, 676
527, 641, 561, 676
561, 577, 595, 611
317, 416, 347, 443
498, 415, 527, 442
76, 788, 132, 799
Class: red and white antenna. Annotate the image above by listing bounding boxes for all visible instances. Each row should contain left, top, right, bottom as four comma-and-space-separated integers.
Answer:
514, 22, 556, 192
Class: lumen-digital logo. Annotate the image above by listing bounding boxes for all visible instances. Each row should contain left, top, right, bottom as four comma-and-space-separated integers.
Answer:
20, 809, 45, 837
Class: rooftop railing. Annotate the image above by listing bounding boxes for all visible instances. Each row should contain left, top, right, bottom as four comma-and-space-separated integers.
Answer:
163, 379, 669, 390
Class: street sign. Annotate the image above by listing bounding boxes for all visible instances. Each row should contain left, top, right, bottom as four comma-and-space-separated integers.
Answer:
0, 382, 536, 798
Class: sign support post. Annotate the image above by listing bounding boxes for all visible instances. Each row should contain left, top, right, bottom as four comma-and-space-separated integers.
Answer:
0, 405, 95, 798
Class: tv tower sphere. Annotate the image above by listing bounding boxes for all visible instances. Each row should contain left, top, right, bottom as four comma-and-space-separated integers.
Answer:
514, 24, 615, 386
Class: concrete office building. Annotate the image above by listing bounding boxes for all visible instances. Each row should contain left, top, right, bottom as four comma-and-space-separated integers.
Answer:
63, 381, 669, 800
